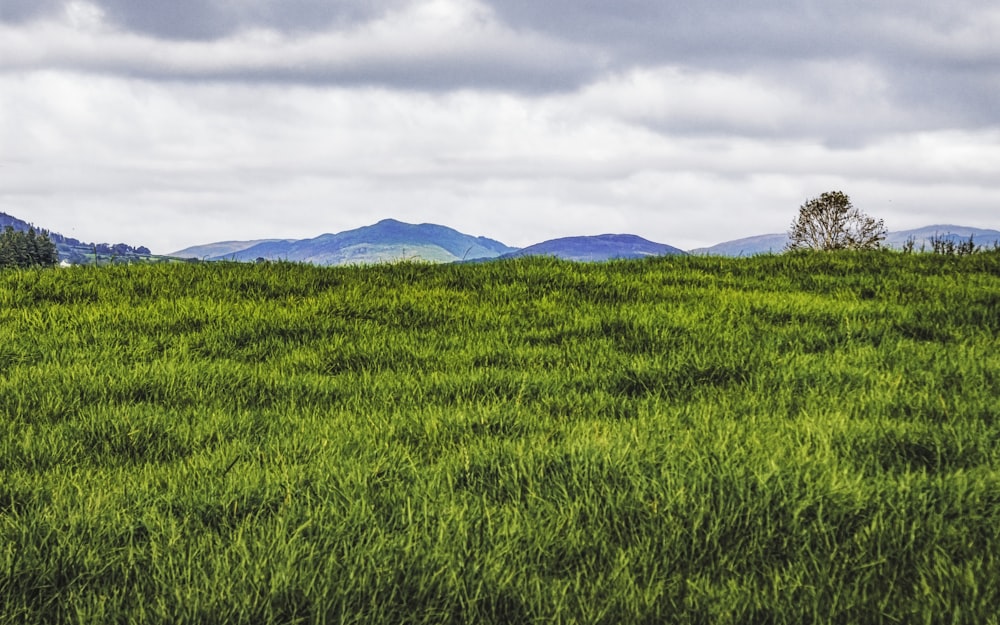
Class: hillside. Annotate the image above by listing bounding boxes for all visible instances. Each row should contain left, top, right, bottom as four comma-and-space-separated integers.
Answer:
3, 252, 999, 623
172, 219, 516, 265
169, 239, 294, 260
0, 211, 153, 264
0, 212, 32, 232
689, 233, 790, 256
498, 234, 686, 262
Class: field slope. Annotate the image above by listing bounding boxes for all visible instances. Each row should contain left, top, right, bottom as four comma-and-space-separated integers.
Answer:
1, 252, 999, 624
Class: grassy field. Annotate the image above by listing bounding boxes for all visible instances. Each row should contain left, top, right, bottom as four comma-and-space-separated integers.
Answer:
1, 251, 999, 624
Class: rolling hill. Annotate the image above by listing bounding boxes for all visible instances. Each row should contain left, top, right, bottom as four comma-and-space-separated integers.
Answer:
170, 240, 294, 260
688, 233, 790, 257
171, 219, 516, 265
498, 234, 686, 262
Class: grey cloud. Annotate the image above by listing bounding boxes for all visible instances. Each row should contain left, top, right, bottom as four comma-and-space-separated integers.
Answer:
232, 0, 411, 34
485, 0, 855, 62
2, 0, 997, 135
113, 57, 593, 94
0, 1, 600, 94
0, 0, 63, 22
485, 0, 964, 61
0, 0, 407, 39
485, 0, 1000, 129
94, 0, 232, 40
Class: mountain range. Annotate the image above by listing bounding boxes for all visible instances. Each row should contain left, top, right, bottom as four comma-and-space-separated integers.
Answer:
3, 210, 998, 265
496, 234, 686, 262
172, 219, 517, 264
171, 220, 690, 264
176, 221, 1000, 264
691, 225, 1000, 256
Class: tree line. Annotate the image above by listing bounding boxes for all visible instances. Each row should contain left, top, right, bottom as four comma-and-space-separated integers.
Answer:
0, 226, 60, 269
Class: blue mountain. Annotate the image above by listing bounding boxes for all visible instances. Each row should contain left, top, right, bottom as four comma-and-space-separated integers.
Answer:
885, 225, 1000, 250
692, 224, 1000, 256
174, 219, 516, 265
498, 234, 686, 262
688, 233, 789, 257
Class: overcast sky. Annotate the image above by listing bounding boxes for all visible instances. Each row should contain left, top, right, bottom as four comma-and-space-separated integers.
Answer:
1, 0, 998, 253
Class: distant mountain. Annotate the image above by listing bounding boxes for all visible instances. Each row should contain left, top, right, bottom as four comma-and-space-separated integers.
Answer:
886, 225, 1000, 250
170, 240, 293, 260
1, 211, 152, 264
498, 234, 686, 262
689, 233, 790, 257
172, 219, 517, 265
692, 224, 1000, 256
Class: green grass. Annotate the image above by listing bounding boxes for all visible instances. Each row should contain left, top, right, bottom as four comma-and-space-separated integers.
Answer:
1, 251, 999, 624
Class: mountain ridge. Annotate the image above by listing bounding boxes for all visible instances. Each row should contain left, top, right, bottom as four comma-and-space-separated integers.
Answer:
171, 239, 294, 260
692, 224, 1000, 256
4, 210, 998, 265
498, 234, 686, 262
174, 223, 691, 265
174, 219, 517, 265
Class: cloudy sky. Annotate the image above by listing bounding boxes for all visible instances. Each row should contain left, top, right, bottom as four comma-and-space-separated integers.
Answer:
1, 0, 998, 253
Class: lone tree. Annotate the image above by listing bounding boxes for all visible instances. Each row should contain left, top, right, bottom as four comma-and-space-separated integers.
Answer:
786, 191, 886, 251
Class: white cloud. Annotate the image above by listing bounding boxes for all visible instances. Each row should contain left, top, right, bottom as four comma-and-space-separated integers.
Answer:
63, 1, 106, 31
2, 69, 997, 254
570, 62, 930, 147
875, 7, 1000, 63
1, 1, 997, 254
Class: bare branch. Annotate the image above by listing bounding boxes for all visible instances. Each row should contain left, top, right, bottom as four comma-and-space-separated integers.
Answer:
787, 191, 886, 251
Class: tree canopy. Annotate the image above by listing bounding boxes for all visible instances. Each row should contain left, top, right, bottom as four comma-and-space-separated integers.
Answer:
0, 226, 60, 269
787, 191, 887, 251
